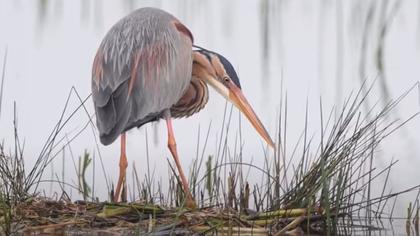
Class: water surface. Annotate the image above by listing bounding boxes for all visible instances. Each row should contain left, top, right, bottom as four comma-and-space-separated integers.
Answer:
0, 0, 419, 219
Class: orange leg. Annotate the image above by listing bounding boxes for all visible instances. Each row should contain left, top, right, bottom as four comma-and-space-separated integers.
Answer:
113, 133, 128, 202
165, 117, 196, 208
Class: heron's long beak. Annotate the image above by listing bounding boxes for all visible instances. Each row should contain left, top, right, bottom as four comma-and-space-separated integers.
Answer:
206, 76, 275, 149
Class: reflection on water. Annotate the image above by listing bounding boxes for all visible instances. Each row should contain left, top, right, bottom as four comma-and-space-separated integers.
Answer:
259, 0, 272, 86
376, 0, 401, 103
36, 0, 48, 31
31, 0, 413, 104
1, 0, 419, 222
80, 0, 90, 23
348, 218, 420, 236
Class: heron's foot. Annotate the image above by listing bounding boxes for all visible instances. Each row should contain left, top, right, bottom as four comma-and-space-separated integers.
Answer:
165, 116, 196, 209
114, 133, 128, 202
113, 152, 128, 202
121, 182, 127, 202
185, 197, 197, 209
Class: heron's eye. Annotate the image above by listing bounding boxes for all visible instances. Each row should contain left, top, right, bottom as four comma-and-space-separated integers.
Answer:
223, 76, 230, 83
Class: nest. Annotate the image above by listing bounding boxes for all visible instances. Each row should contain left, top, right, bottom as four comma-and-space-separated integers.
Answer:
9, 197, 331, 236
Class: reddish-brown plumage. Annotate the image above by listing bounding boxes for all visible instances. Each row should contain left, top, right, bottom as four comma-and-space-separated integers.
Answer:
192, 52, 216, 77
175, 83, 196, 107
128, 43, 169, 97
92, 50, 104, 89
210, 55, 228, 79
174, 21, 194, 43
128, 50, 142, 96
170, 77, 208, 118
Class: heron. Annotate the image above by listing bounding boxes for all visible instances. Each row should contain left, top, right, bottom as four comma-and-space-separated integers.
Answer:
91, 7, 274, 207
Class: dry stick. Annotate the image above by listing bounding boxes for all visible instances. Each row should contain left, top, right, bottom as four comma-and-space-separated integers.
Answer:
166, 159, 186, 207
130, 162, 135, 201
192, 226, 268, 235
167, 166, 174, 205
92, 151, 96, 201
277, 74, 284, 200
221, 104, 234, 206
200, 122, 212, 168
190, 124, 201, 199
47, 116, 94, 167
279, 130, 311, 207
191, 122, 212, 205
261, 149, 272, 211
13, 103, 25, 200
60, 150, 66, 196
348, 185, 420, 215
27, 88, 91, 193
31, 89, 77, 179
342, 160, 399, 206
64, 134, 81, 191
379, 188, 393, 216
339, 115, 362, 215
283, 93, 288, 191
238, 103, 246, 208
272, 108, 280, 205
71, 88, 110, 195
410, 188, 420, 217
275, 215, 305, 236
25, 220, 87, 232
258, 141, 272, 208
340, 79, 378, 133
346, 139, 379, 180
284, 130, 304, 176
213, 101, 228, 204
233, 120, 240, 210
54, 173, 70, 201
414, 200, 419, 230
301, 97, 309, 189
133, 162, 141, 201
193, 121, 212, 205
367, 124, 376, 229
376, 157, 393, 216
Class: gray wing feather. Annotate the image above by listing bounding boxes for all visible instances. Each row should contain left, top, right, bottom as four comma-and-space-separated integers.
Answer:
92, 8, 192, 145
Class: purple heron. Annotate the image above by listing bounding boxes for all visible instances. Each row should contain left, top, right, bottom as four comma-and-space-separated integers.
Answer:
92, 7, 274, 207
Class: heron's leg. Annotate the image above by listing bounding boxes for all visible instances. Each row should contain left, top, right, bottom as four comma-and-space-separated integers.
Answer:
113, 132, 128, 202
165, 116, 196, 208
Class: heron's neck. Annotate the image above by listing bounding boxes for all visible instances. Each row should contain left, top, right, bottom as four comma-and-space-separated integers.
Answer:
170, 76, 209, 118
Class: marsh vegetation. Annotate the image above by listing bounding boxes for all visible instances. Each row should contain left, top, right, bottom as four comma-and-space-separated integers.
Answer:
1, 0, 420, 235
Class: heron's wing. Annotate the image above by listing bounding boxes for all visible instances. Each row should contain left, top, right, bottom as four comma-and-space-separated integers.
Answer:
91, 8, 193, 145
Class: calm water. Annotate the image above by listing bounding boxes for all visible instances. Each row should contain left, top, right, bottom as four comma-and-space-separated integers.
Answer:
0, 0, 419, 220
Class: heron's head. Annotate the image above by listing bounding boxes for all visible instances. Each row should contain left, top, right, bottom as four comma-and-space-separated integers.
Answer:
192, 47, 275, 148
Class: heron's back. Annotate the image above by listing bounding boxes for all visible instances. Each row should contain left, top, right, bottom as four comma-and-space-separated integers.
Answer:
92, 7, 193, 145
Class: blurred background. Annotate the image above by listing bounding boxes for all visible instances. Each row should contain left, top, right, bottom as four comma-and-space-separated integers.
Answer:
0, 0, 419, 216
